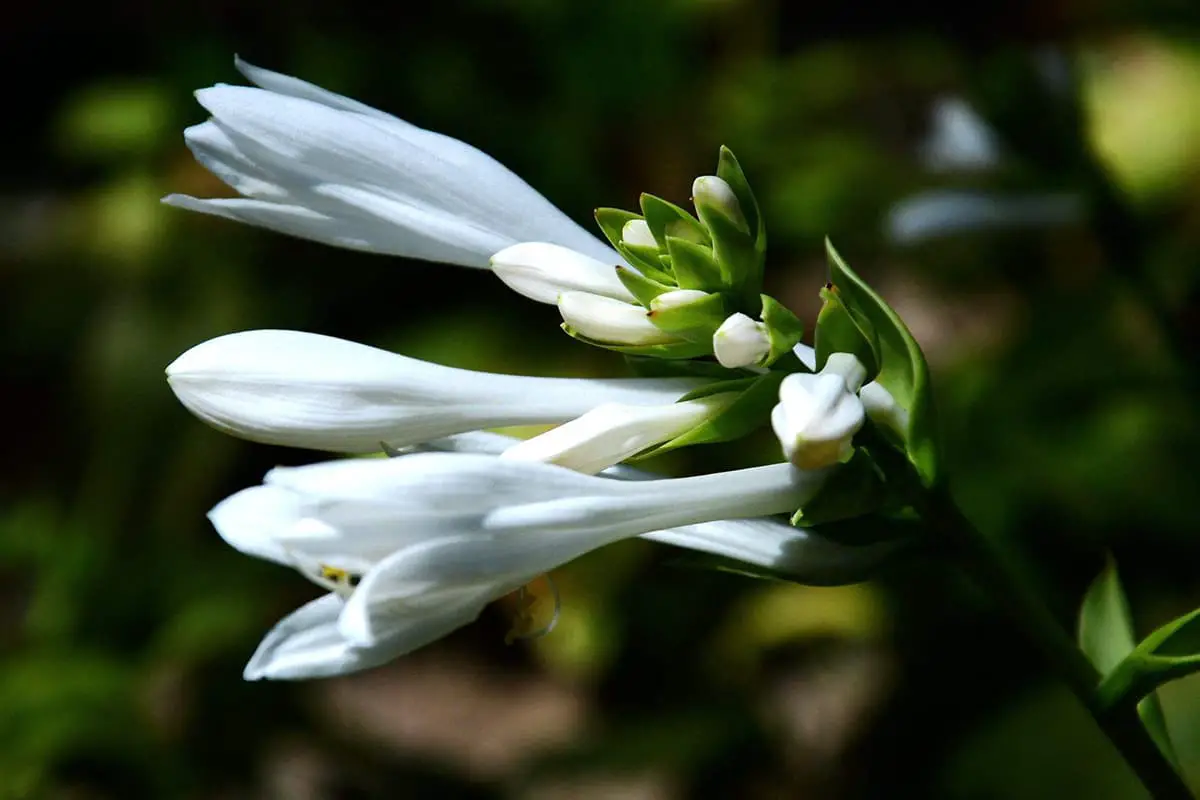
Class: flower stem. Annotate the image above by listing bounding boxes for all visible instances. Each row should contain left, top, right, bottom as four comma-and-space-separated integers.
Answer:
923, 490, 1193, 800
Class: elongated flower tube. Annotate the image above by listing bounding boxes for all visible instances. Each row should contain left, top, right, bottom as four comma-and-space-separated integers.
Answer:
166, 329, 702, 453
489, 242, 633, 304
213, 452, 830, 679
164, 58, 617, 268
500, 395, 735, 474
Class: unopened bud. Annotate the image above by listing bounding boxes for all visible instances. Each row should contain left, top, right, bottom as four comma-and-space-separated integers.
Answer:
692, 176, 749, 234
621, 219, 659, 249
713, 313, 769, 368
490, 242, 633, 305
771, 354, 867, 469
558, 291, 680, 346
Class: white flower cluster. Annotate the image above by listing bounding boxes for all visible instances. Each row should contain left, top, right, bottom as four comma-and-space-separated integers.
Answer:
166, 59, 891, 679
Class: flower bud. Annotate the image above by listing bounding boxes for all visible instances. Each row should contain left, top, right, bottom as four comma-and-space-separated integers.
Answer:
692, 176, 749, 234
649, 289, 711, 312
712, 313, 769, 368
771, 354, 867, 469
860, 381, 909, 436
490, 242, 634, 305
621, 219, 659, 249
558, 291, 680, 346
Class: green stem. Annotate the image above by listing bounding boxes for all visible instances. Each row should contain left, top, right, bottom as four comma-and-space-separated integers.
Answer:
923, 491, 1193, 800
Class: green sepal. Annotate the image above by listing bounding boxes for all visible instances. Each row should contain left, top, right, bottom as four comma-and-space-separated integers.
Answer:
791, 450, 887, 530
560, 323, 711, 360
640, 193, 711, 248
825, 240, 940, 487
1080, 558, 1181, 767
631, 371, 785, 458
647, 291, 728, 344
760, 294, 805, 366
616, 265, 673, 307
623, 355, 746, 380
665, 236, 724, 291
619, 241, 675, 285
716, 147, 767, 305
594, 207, 640, 250
1098, 603, 1200, 709
814, 284, 879, 378
693, 182, 762, 309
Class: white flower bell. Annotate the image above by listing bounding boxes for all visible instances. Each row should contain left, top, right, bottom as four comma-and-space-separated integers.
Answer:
771, 353, 867, 469
712, 312, 770, 368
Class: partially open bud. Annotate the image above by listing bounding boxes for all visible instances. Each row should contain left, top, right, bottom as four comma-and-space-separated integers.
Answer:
501, 395, 735, 474
621, 219, 659, 249
713, 313, 769, 368
692, 176, 749, 234
772, 354, 867, 469
558, 291, 680, 346
490, 242, 633, 305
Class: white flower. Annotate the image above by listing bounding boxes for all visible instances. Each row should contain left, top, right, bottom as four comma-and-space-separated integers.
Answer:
500, 395, 734, 474
713, 312, 769, 368
164, 57, 617, 269
212, 452, 829, 679
648, 289, 711, 313
489, 242, 633, 305
558, 291, 681, 346
772, 354, 867, 469
166, 329, 702, 453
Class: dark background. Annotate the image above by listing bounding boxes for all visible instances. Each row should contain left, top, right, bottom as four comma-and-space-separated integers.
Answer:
4, 1, 1200, 797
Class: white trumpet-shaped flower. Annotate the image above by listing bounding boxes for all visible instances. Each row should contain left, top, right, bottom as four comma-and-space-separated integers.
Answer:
500, 395, 734, 474
558, 292, 682, 346
713, 312, 770, 368
772, 354, 867, 469
489, 242, 633, 305
213, 452, 830, 679
166, 329, 702, 453
164, 57, 617, 269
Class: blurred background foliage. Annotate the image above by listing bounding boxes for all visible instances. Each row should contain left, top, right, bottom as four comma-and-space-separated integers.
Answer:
4, 1, 1200, 797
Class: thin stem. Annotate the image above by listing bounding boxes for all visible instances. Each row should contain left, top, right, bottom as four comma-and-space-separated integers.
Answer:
923, 491, 1193, 800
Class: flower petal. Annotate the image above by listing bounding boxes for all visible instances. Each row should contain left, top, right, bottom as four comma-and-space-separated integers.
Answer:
490, 242, 633, 304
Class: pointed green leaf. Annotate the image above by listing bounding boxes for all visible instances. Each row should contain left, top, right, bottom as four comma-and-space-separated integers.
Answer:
640, 194, 711, 248
1078, 556, 1136, 675
825, 240, 940, 487
616, 266, 673, 307
814, 284, 879, 378
716, 146, 764, 250
617, 241, 675, 284
760, 294, 805, 366
665, 236, 724, 291
560, 323, 710, 360
631, 371, 785, 457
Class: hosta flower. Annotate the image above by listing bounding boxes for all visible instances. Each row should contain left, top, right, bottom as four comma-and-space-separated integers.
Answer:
164, 57, 616, 269
557, 291, 684, 346
214, 452, 831, 679
772, 353, 867, 469
166, 329, 702, 453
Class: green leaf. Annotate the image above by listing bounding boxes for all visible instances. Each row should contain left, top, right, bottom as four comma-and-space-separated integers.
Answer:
665, 236, 724, 291
619, 241, 675, 284
760, 294, 805, 366
1080, 558, 1181, 768
814, 284, 879, 378
825, 239, 940, 487
647, 291, 728, 343
632, 371, 785, 457
560, 323, 710, 360
1078, 556, 1136, 675
791, 450, 887, 529
716, 146, 764, 251
616, 266, 673, 307
640, 194, 710, 248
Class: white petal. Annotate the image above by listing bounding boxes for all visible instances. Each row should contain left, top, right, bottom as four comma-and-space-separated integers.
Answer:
234, 56, 403, 122
558, 292, 678, 346
162, 195, 385, 253
243, 593, 481, 680
713, 313, 770, 368
793, 342, 817, 370
166, 329, 701, 452
206, 486, 299, 565
886, 190, 1082, 244
180, 81, 617, 267
490, 242, 634, 304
